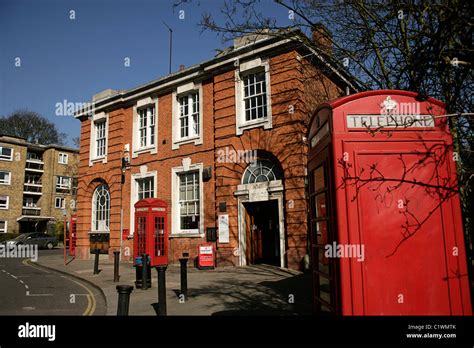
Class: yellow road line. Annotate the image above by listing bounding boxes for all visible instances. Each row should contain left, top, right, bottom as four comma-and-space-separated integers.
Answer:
22, 259, 50, 273
60, 276, 96, 316
23, 260, 96, 315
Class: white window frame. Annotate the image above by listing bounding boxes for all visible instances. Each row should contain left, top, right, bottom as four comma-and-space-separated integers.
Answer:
95, 121, 107, 157
89, 112, 108, 165
0, 196, 9, 209
91, 184, 110, 232
129, 170, 157, 236
56, 176, 71, 190
137, 177, 155, 200
235, 57, 272, 135
58, 152, 68, 164
0, 220, 7, 233
0, 171, 11, 185
55, 197, 65, 209
172, 82, 203, 149
171, 162, 204, 237
132, 97, 158, 157
0, 146, 13, 161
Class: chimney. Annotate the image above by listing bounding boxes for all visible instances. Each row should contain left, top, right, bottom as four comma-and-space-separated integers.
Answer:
311, 24, 332, 55
179, 64, 185, 71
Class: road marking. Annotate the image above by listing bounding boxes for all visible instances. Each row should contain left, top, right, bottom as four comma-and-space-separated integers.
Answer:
27, 293, 53, 296
19, 280, 24, 284
10, 274, 17, 279
22, 307, 35, 310
24, 284, 29, 289
59, 276, 96, 316
22, 259, 50, 273
22, 260, 97, 315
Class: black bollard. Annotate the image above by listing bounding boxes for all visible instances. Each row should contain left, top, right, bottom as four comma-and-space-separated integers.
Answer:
156, 266, 167, 316
93, 248, 100, 275
116, 285, 133, 316
179, 258, 188, 298
113, 250, 120, 282
141, 254, 149, 290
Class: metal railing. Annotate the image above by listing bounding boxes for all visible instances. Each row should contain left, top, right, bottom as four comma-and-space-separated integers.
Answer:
22, 208, 41, 216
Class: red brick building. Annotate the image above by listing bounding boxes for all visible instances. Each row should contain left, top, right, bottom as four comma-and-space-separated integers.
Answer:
75, 29, 357, 270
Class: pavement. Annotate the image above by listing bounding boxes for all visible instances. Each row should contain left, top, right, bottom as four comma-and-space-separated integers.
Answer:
33, 249, 314, 316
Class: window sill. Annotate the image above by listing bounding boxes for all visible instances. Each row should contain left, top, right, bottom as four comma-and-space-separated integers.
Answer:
133, 146, 157, 157
91, 156, 106, 162
172, 136, 202, 150
0, 158, 13, 161
88, 231, 110, 234
90, 156, 107, 166
237, 118, 271, 135
170, 232, 203, 238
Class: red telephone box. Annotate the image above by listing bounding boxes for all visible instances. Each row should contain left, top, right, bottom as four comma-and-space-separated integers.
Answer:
134, 198, 168, 267
307, 90, 472, 315
69, 215, 77, 257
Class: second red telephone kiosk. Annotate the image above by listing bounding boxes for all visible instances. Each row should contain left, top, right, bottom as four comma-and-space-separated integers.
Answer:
69, 215, 77, 257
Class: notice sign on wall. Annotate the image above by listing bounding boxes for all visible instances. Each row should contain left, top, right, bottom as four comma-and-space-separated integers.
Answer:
218, 214, 229, 243
347, 114, 435, 129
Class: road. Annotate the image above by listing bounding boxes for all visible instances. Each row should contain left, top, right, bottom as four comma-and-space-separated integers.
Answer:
0, 248, 106, 315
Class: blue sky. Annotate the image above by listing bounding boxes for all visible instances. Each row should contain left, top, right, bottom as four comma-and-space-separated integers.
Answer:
0, 0, 292, 146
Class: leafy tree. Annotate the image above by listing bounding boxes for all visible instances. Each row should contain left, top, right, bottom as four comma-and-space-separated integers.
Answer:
186, 0, 473, 271
0, 109, 66, 145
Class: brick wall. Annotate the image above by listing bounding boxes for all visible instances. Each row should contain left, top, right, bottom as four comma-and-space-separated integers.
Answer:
76, 46, 344, 270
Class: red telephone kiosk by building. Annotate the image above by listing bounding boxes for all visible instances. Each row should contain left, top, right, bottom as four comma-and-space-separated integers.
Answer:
307, 90, 472, 315
133, 198, 168, 288
69, 215, 77, 257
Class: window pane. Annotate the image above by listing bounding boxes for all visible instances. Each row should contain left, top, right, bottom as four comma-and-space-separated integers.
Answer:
314, 193, 327, 218
92, 185, 110, 231
178, 171, 200, 230
313, 166, 325, 192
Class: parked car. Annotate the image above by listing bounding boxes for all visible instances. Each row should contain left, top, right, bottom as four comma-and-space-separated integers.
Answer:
4, 233, 58, 250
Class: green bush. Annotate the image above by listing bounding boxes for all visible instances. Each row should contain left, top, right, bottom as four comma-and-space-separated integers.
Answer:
0, 233, 17, 243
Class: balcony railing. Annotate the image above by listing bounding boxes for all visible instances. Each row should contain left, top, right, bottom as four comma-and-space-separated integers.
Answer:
26, 153, 43, 163
23, 184, 42, 194
25, 162, 44, 172
22, 207, 41, 216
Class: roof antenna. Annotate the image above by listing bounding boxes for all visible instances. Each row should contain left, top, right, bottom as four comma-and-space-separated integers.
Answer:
162, 22, 173, 74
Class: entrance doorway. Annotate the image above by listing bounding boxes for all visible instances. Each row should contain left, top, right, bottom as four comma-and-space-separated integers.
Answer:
243, 200, 280, 266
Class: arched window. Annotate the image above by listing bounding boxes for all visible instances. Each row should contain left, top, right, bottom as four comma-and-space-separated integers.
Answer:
92, 184, 110, 232
242, 159, 283, 184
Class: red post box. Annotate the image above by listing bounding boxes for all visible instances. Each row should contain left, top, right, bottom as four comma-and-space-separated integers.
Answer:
134, 198, 168, 267
198, 244, 215, 269
69, 215, 77, 257
307, 90, 472, 315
